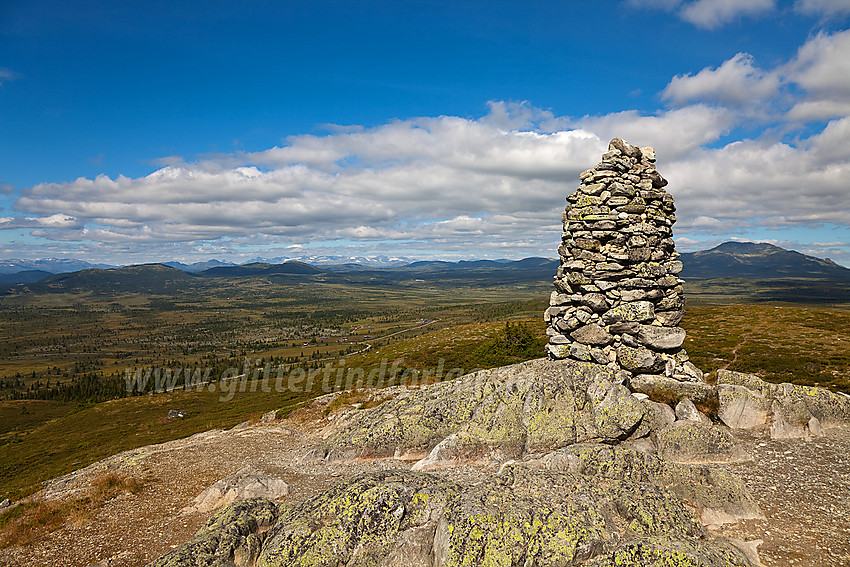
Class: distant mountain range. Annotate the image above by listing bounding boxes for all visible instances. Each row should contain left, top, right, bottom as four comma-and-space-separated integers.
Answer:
262, 255, 414, 268
1, 242, 848, 293
0, 255, 415, 275
162, 259, 237, 273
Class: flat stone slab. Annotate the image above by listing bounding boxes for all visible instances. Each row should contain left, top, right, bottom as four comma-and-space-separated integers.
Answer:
183, 465, 290, 514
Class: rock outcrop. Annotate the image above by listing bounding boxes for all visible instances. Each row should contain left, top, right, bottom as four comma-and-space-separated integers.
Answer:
525, 443, 764, 527
545, 138, 703, 392
717, 369, 850, 438
656, 422, 749, 464
153, 467, 758, 567
310, 359, 647, 465
307, 357, 749, 470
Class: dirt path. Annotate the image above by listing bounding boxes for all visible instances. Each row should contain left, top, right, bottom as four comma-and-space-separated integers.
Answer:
721, 330, 753, 370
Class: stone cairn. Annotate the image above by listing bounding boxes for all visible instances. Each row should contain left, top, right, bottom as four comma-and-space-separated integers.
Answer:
544, 137, 704, 384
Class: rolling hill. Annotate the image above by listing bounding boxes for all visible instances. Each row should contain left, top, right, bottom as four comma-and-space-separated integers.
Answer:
0, 270, 53, 286
29, 264, 199, 294
197, 261, 324, 277
680, 242, 850, 280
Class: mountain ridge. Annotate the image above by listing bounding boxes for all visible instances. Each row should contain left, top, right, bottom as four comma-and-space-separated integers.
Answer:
2, 242, 849, 292
679, 241, 850, 280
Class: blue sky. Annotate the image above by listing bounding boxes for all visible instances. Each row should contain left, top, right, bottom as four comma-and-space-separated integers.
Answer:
2, 0, 850, 266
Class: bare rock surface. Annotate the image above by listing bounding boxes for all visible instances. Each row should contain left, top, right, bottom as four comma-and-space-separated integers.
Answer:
717, 369, 850, 438
714, 428, 850, 566
657, 422, 751, 464
311, 358, 750, 469
629, 373, 716, 406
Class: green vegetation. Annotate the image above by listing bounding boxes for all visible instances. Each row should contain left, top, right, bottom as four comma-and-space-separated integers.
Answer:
474, 320, 547, 366
684, 304, 850, 391
0, 400, 75, 442
684, 277, 850, 304
0, 384, 312, 500
0, 275, 550, 402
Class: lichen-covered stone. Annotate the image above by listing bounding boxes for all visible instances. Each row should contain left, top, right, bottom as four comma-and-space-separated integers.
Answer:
656, 309, 685, 326
637, 325, 686, 350
528, 443, 764, 527
570, 341, 593, 361
617, 345, 661, 373
570, 324, 614, 346
675, 398, 710, 424
580, 292, 610, 311
257, 471, 454, 567
632, 399, 676, 439
546, 343, 571, 359
629, 374, 716, 407
149, 497, 279, 567
250, 467, 756, 567
602, 300, 655, 324
717, 384, 772, 430
586, 376, 647, 440
588, 536, 755, 567
312, 359, 652, 466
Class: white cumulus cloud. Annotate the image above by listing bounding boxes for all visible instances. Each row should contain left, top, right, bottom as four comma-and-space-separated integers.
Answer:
659, 29, 850, 124
575, 105, 735, 160
14, 107, 609, 256
784, 29, 850, 120
662, 53, 780, 106
11, 95, 850, 266
0, 213, 80, 230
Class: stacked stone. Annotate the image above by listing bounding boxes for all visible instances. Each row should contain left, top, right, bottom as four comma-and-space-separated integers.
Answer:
544, 137, 703, 384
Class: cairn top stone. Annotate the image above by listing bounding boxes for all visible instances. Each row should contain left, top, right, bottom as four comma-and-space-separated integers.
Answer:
608, 137, 643, 159
546, 137, 703, 390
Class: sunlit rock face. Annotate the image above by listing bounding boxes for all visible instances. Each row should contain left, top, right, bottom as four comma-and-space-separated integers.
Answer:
545, 138, 704, 389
